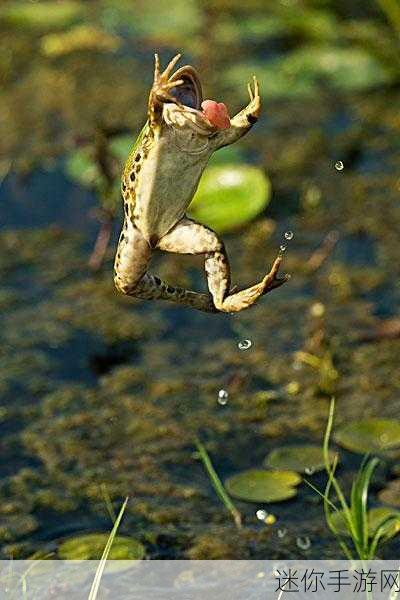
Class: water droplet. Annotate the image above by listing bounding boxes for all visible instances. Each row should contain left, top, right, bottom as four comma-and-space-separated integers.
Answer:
380, 433, 389, 445
280, 245, 287, 253
238, 339, 252, 351
284, 231, 294, 241
217, 389, 229, 405
334, 161, 344, 171
277, 528, 287, 539
293, 361, 302, 371
256, 509, 267, 521
305, 467, 315, 475
265, 513, 277, 525
296, 536, 311, 550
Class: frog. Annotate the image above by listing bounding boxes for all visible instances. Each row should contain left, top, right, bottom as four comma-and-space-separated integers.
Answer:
114, 53, 289, 313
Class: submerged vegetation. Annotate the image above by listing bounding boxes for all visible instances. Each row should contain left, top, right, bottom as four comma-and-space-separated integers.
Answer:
0, 0, 399, 560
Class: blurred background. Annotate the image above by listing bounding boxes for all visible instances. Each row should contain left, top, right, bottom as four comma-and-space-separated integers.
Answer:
0, 0, 399, 560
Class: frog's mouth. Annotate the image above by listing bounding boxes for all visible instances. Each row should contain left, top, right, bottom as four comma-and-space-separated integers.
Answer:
169, 66, 203, 110
169, 65, 231, 132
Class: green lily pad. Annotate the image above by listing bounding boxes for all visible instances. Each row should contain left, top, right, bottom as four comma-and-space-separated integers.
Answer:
378, 479, 400, 508
330, 507, 400, 540
189, 164, 270, 233
65, 148, 98, 188
58, 534, 145, 560
265, 445, 337, 474
41, 25, 120, 57
335, 419, 400, 455
224, 469, 301, 503
0, 1, 84, 30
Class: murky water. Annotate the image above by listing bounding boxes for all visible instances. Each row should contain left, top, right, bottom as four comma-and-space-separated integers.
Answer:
1, 1, 400, 560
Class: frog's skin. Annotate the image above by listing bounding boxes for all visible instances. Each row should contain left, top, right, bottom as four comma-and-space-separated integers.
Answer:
114, 54, 288, 313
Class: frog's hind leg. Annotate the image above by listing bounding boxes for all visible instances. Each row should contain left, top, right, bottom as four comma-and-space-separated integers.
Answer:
157, 218, 288, 313
114, 221, 215, 312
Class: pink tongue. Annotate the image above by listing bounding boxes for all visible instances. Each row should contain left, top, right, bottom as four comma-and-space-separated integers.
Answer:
201, 100, 230, 130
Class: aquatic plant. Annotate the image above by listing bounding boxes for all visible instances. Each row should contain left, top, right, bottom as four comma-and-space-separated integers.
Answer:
306, 399, 400, 560
194, 438, 242, 529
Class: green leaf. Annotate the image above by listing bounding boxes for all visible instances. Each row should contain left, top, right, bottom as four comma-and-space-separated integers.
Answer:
335, 419, 400, 454
65, 148, 99, 188
189, 164, 270, 233
330, 507, 400, 540
41, 25, 120, 57
0, 1, 84, 30
224, 46, 395, 100
378, 478, 400, 507
265, 445, 337, 474
58, 533, 145, 560
224, 469, 301, 503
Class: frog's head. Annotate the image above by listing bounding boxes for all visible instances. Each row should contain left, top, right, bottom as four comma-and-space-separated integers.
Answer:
165, 65, 231, 136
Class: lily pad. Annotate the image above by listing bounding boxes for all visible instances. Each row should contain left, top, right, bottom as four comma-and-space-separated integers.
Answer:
189, 165, 270, 233
41, 25, 120, 57
378, 479, 400, 508
330, 507, 400, 540
224, 469, 301, 503
58, 534, 145, 560
334, 419, 400, 455
0, 1, 84, 30
265, 445, 337, 474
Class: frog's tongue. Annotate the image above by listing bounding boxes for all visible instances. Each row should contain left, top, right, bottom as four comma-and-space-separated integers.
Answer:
201, 100, 230, 130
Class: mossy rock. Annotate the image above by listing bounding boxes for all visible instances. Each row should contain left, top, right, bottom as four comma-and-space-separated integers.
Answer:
58, 534, 145, 560
224, 469, 301, 503
330, 507, 400, 540
378, 479, 400, 508
189, 165, 270, 233
265, 445, 337, 474
334, 419, 400, 454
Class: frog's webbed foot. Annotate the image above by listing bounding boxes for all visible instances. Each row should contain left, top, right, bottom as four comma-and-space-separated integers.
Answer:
242, 75, 261, 125
218, 253, 290, 313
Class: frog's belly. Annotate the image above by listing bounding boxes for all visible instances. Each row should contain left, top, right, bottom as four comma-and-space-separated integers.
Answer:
135, 142, 209, 244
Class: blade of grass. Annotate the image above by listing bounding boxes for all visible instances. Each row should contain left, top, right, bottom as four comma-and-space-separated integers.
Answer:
324, 399, 359, 548
368, 514, 400, 559
350, 456, 379, 557
87, 496, 129, 600
194, 437, 242, 529
100, 483, 117, 523
304, 476, 354, 560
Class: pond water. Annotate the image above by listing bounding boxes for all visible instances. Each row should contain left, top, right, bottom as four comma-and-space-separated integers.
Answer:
1, 0, 399, 561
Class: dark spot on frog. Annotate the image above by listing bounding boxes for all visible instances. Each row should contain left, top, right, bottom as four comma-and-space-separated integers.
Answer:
154, 276, 161, 285
135, 154, 141, 162
247, 114, 257, 124
130, 172, 135, 181
167, 286, 174, 293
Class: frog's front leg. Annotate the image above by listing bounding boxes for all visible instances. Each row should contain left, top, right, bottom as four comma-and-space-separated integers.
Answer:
157, 218, 288, 313
211, 76, 261, 150
148, 53, 185, 127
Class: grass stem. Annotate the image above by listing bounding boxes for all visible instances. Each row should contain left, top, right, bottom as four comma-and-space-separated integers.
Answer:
195, 438, 242, 529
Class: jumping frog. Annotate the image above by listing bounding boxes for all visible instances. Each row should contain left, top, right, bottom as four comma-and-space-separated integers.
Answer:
114, 53, 288, 312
